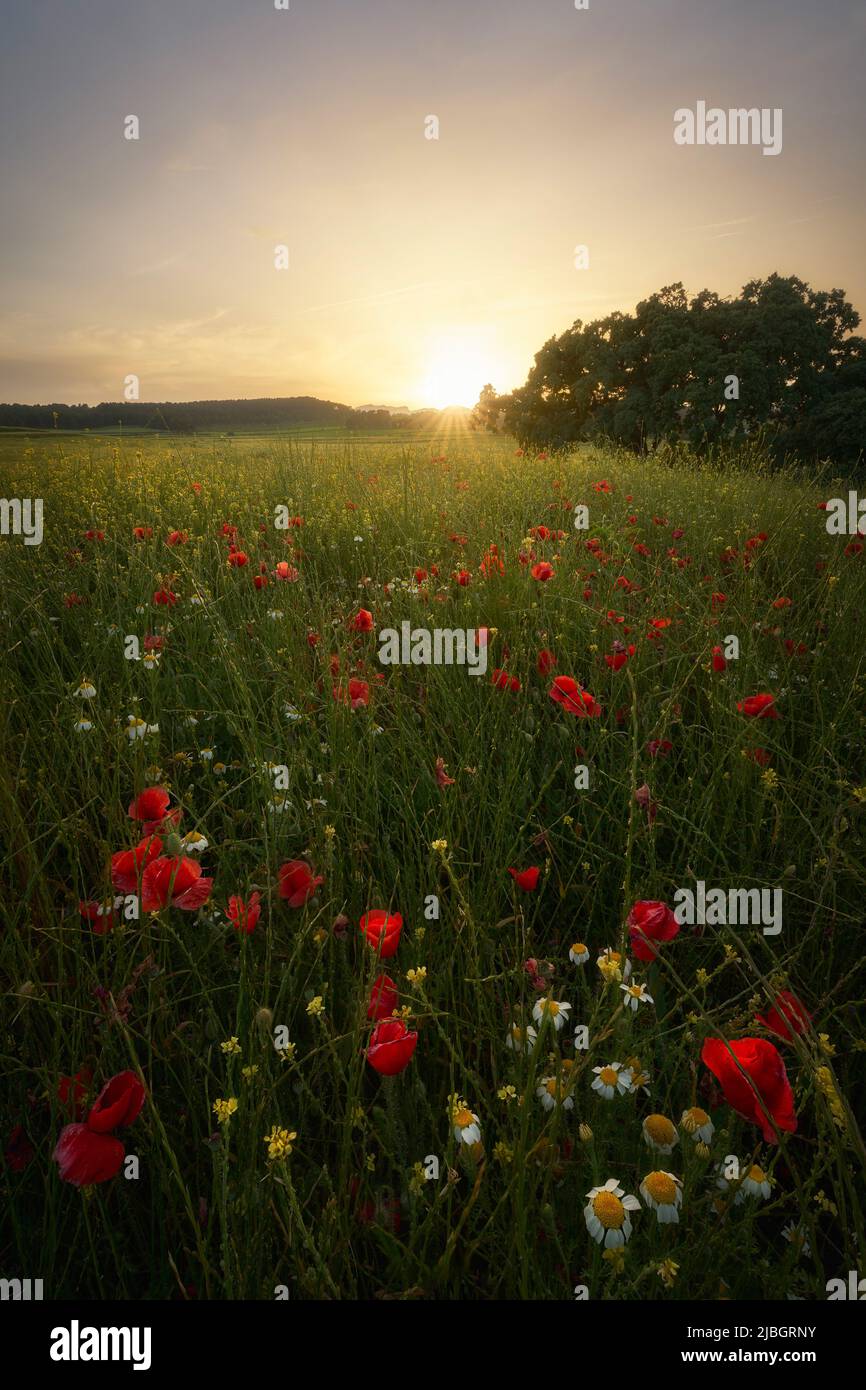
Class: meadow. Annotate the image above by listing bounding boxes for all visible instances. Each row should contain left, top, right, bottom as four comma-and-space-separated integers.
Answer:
1, 427, 864, 1301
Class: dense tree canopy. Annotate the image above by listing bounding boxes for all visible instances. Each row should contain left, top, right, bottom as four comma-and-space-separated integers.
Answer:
473, 275, 866, 464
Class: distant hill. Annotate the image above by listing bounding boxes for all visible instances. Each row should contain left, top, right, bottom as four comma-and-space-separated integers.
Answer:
0, 396, 440, 433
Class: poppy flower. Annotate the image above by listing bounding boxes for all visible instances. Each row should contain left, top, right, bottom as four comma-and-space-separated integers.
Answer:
491, 668, 521, 693
537, 649, 557, 676
454, 568, 472, 586
333, 678, 370, 709
127, 787, 180, 834
711, 646, 727, 672
646, 739, 673, 759
111, 835, 163, 894
366, 1019, 418, 1075
5, 1125, 35, 1173
278, 860, 323, 907
700, 1036, 797, 1144
79, 897, 123, 934
755, 991, 811, 1043
350, 608, 374, 632
435, 757, 455, 787
549, 676, 602, 717
627, 900, 679, 962
227, 550, 249, 568
53, 1125, 126, 1187
166, 530, 188, 546
531, 561, 555, 582
367, 973, 398, 1020
141, 855, 213, 912
152, 588, 177, 606
743, 746, 772, 766
738, 693, 778, 719
275, 561, 299, 581
360, 910, 403, 958
227, 892, 262, 934
57, 1068, 93, 1119
86, 1071, 145, 1133
508, 866, 540, 892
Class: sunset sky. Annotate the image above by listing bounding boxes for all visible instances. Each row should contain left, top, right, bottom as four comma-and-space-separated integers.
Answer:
1, 0, 864, 409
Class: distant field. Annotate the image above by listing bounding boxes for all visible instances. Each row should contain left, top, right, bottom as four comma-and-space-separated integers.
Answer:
1, 430, 864, 1300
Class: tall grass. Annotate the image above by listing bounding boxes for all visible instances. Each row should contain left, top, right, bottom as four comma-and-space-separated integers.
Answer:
1, 430, 864, 1299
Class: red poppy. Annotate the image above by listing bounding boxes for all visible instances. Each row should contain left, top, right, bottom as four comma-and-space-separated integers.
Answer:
738, 693, 778, 719
454, 568, 471, 586
275, 561, 299, 581
366, 1019, 418, 1075
700, 1036, 797, 1144
152, 588, 177, 606
491, 668, 521, 693
227, 892, 262, 934
508, 866, 540, 891
743, 746, 772, 767
435, 756, 455, 788
79, 897, 122, 934
141, 855, 213, 912
531, 561, 555, 582
133, 526, 153, 541
711, 646, 727, 672
350, 608, 374, 632
57, 1068, 93, 1119
537, 649, 557, 675
53, 1125, 125, 1187
278, 860, 323, 907
367, 974, 398, 1020
646, 739, 673, 759
227, 550, 249, 567
755, 991, 811, 1043
87, 1071, 145, 1133
549, 676, 602, 717
627, 899, 679, 962
127, 787, 180, 834
333, 677, 370, 708
111, 835, 163, 894
5, 1125, 35, 1173
360, 910, 403, 958
166, 530, 188, 546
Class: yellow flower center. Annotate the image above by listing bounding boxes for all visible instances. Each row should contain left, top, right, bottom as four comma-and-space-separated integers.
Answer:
682, 1107, 709, 1132
644, 1172, 678, 1204
628, 985, 642, 998
545, 1078, 558, 1096
599, 1066, 619, 1087
593, 1191, 625, 1229
455, 1108, 474, 1129
644, 1114, 676, 1144
545, 1000, 560, 1016
572, 942, 586, 955
747, 1165, 766, 1183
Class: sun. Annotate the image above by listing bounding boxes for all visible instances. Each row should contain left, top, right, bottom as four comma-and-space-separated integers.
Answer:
420, 334, 501, 410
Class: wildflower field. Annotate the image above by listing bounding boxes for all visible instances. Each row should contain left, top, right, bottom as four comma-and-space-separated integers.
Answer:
1, 429, 864, 1302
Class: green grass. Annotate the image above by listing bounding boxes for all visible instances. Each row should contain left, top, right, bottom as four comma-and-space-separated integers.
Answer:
1, 428, 864, 1300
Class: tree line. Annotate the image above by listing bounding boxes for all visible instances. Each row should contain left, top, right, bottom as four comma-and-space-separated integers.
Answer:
472, 274, 866, 465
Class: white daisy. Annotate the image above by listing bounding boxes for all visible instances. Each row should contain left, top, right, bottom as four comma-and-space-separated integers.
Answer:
680, 1106, 714, 1144
74, 719, 93, 733
505, 1023, 537, 1054
569, 942, 590, 965
640, 1170, 683, 1224
180, 831, 208, 853
621, 981, 653, 1011
584, 1178, 641, 1248
737, 1163, 772, 1204
537, 1075, 575, 1112
642, 1114, 679, 1154
532, 997, 572, 1032
591, 1062, 633, 1100
75, 680, 97, 699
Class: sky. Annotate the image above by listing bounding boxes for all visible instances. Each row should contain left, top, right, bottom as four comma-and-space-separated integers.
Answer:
0, 0, 864, 409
